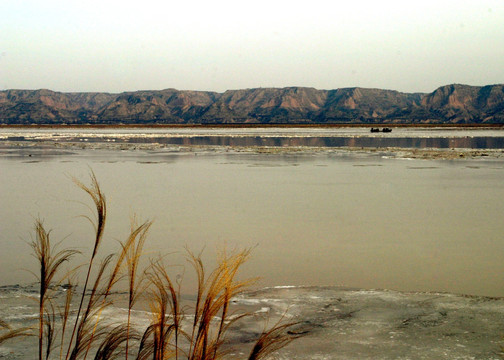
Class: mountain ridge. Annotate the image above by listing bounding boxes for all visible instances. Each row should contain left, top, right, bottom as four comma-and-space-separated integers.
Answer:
1, 84, 503, 124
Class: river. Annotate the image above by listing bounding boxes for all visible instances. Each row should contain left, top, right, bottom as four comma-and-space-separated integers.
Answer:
1, 126, 503, 297
1, 126, 504, 359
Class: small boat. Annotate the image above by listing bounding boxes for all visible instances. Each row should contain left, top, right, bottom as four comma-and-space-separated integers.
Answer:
370, 127, 392, 133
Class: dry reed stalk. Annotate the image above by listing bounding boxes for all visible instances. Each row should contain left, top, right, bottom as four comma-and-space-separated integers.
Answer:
0, 327, 33, 346
65, 172, 106, 360
123, 220, 152, 360
212, 248, 254, 359
66, 175, 152, 360
16, 172, 303, 359
68, 254, 115, 360
30, 220, 79, 360
81, 219, 143, 360
0, 320, 32, 346
247, 320, 302, 360
145, 286, 177, 360
143, 258, 183, 360
67, 176, 151, 360
44, 302, 57, 360
94, 324, 138, 360
186, 249, 256, 360
58, 278, 75, 360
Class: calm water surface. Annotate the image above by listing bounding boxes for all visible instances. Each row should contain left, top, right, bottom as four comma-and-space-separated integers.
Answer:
1, 145, 503, 297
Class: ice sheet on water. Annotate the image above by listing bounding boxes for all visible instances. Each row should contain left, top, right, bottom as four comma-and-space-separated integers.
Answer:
233, 286, 504, 359
2, 285, 504, 359
1, 126, 503, 140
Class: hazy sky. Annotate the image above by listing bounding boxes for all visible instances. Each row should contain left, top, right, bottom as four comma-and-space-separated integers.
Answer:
1, 0, 503, 93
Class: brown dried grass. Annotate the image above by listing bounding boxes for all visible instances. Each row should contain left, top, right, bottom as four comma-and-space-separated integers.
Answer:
7, 173, 302, 360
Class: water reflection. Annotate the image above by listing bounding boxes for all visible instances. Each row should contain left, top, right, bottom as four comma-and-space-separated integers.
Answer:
59, 135, 504, 149
2, 127, 504, 149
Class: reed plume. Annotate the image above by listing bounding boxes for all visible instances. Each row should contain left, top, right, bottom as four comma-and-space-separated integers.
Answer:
81, 222, 146, 360
141, 257, 183, 360
30, 219, 79, 360
94, 325, 138, 360
58, 278, 75, 359
0, 319, 32, 345
65, 172, 107, 360
248, 320, 302, 360
14, 173, 304, 359
67, 176, 153, 360
68, 253, 117, 360
138, 247, 301, 360
123, 220, 152, 360
186, 248, 256, 360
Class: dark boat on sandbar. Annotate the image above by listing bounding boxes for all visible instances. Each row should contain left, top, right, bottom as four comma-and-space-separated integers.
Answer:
370, 128, 392, 133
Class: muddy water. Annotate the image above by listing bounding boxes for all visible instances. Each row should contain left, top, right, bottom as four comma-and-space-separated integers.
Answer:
1, 148, 504, 296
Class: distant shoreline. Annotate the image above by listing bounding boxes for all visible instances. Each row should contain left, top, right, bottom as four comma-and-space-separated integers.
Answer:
1, 140, 503, 161
2, 124, 503, 160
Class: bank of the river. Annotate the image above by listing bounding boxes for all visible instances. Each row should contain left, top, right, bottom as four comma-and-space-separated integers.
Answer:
2, 139, 504, 160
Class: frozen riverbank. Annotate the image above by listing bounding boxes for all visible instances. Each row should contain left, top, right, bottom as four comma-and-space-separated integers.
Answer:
1, 139, 504, 161
1, 126, 504, 160
234, 286, 504, 359
2, 285, 504, 359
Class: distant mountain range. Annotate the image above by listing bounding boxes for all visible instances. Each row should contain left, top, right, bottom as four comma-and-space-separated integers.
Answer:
1, 84, 503, 125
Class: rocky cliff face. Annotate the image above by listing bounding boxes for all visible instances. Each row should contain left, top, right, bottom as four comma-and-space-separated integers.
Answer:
420, 84, 504, 123
319, 88, 424, 123
0, 90, 116, 124
200, 87, 328, 123
1, 84, 503, 124
95, 89, 219, 123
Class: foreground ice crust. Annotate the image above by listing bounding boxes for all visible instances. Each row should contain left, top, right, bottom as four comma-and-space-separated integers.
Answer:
232, 286, 504, 359
1, 285, 504, 359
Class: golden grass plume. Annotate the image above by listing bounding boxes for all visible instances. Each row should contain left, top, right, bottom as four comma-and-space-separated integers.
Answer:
6, 173, 303, 360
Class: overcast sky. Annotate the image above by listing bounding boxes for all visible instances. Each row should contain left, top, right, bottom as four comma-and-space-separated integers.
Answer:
1, 0, 503, 94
